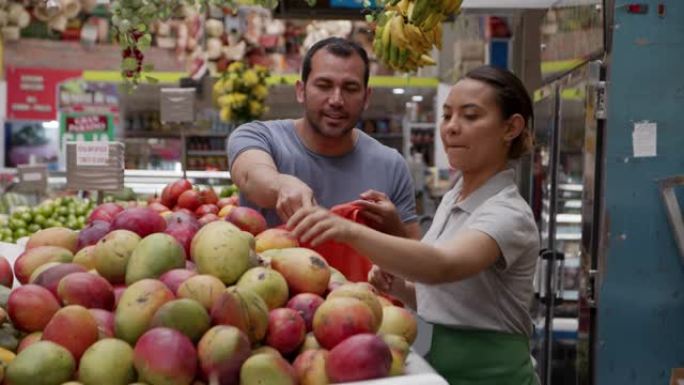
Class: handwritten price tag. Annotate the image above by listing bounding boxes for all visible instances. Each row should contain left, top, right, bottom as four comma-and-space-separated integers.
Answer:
76, 142, 110, 166
22, 172, 43, 182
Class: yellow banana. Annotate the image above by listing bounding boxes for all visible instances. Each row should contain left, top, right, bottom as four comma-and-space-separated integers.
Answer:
419, 54, 436, 66
424, 22, 442, 49
420, 12, 443, 31
390, 15, 410, 49
396, 0, 410, 16
444, 0, 463, 15
433, 23, 443, 49
408, 0, 430, 25
403, 23, 430, 52
383, 21, 393, 64
397, 48, 410, 70
407, 0, 415, 19
373, 26, 385, 61
389, 42, 401, 69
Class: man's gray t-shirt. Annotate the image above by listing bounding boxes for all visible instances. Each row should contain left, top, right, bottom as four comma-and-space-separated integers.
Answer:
227, 119, 417, 227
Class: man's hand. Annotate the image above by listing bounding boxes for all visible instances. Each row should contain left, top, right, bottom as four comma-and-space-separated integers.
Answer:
231, 150, 318, 221
353, 190, 406, 237
275, 174, 316, 222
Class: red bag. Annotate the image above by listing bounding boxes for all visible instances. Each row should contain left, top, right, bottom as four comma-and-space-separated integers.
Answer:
299, 203, 373, 283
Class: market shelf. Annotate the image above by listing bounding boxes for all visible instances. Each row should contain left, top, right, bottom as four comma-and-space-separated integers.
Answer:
372, 133, 404, 139
187, 150, 227, 156
83, 71, 440, 88
126, 131, 230, 138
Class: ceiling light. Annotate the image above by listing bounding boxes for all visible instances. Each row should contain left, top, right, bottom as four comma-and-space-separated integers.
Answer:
412, 95, 424, 102
392, 88, 405, 95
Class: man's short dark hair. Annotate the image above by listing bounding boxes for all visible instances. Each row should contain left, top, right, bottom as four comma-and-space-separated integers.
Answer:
301, 37, 370, 87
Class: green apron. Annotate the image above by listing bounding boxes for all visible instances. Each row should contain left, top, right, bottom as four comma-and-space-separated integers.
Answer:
427, 324, 539, 385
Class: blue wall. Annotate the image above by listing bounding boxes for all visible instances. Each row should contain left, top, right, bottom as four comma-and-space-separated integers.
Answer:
598, 1, 684, 384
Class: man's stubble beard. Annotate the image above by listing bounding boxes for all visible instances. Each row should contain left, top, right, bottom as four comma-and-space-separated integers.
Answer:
304, 105, 357, 140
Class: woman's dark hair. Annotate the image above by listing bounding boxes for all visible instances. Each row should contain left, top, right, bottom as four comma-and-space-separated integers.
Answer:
464, 65, 535, 159
301, 37, 370, 87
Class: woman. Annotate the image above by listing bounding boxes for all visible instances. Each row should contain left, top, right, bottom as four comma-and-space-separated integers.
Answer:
288, 65, 540, 385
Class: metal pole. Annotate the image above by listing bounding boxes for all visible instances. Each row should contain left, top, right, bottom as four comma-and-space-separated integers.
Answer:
542, 84, 562, 385
587, 114, 605, 385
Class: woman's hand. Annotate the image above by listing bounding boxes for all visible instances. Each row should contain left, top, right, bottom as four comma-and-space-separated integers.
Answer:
368, 264, 395, 293
368, 265, 417, 309
354, 190, 406, 237
288, 206, 360, 246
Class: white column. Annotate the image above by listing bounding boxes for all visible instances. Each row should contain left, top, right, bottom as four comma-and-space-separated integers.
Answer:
433, 83, 451, 171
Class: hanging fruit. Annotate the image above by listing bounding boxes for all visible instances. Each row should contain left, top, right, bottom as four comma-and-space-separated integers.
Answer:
111, 0, 282, 90
372, 0, 462, 72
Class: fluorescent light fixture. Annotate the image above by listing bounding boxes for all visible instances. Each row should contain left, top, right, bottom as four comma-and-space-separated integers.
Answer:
42, 120, 59, 129
412, 95, 424, 102
392, 88, 405, 95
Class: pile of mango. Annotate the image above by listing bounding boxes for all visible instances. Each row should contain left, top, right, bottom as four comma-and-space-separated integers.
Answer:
0, 179, 418, 385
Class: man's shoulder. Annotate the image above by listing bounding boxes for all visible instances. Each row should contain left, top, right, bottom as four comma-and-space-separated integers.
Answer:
235, 119, 293, 134
356, 131, 404, 162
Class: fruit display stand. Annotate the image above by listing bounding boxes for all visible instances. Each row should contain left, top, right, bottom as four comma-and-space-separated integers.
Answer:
0, 175, 454, 385
0, 237, 449, 384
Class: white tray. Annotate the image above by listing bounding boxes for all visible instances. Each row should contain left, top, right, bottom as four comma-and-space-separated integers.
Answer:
338, 351, 447, 385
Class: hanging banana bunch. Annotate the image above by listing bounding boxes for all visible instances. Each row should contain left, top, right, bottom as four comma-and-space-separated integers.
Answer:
372, 0, 462, 72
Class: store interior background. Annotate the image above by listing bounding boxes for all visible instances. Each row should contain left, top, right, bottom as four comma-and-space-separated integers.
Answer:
0, 1, 621, 384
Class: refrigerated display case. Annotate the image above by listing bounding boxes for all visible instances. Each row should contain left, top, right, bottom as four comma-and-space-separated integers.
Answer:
530, 61, 605, 385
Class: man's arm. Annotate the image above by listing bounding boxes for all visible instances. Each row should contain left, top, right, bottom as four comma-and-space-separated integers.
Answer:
231, 149, 281, 208
403, 221, 422, 240
231, 149, 315, 221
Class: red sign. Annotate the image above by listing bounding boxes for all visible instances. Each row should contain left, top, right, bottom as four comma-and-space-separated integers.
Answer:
7, 67, 82, 121
65, 115, 108, 133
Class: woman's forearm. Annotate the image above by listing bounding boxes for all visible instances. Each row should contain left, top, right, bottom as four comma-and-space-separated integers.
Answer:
348, 224, 451, 284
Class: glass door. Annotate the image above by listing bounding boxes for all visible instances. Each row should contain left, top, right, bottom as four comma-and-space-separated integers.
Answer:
531, 62, 601, 385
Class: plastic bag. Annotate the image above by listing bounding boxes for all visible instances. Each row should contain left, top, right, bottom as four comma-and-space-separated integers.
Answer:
299, 202, 373, 283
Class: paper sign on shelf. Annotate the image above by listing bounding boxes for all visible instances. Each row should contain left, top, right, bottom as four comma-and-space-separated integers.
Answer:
76, 142, 110, 166
22, 173, 42, 182
66, 142, 124, 191
632, 121, 657, 158
16, 164, 48, 194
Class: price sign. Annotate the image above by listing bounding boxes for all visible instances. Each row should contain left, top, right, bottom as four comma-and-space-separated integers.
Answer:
66, 142, 124, 192
16, 164, 48, 194
76, 142, 110, 166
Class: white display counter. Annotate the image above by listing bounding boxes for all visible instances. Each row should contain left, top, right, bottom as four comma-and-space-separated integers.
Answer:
338, 351, 447, 385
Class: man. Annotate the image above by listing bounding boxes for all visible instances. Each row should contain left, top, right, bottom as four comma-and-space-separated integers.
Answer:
228, 37, 420, 239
